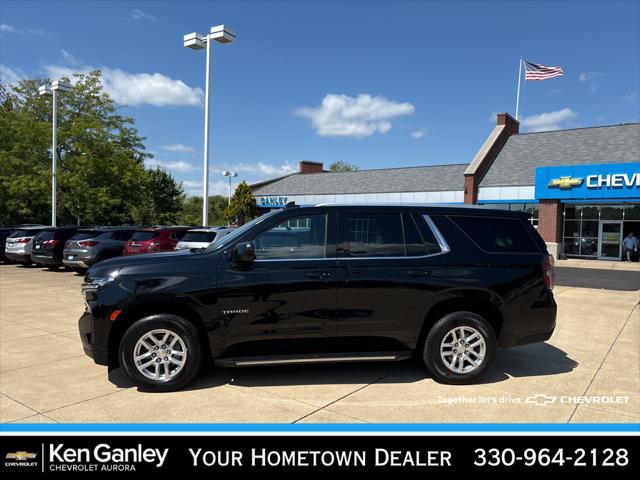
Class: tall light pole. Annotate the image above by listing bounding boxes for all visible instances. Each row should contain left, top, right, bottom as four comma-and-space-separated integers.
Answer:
184, 25, 236, 226
39, 80, 71, 227
222, 171, 238, 204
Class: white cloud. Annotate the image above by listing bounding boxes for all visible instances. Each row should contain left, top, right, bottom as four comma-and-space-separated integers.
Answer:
579, 71, 603, 93
0, 23, 44, 35
623, 91, 639, 103
161, 143, 195, 153
521, 108, 577, 132
43, 52, 203, 107
125, 9, 158, 22
182, 180, 230, 197
0, 64, 26, 85
217, 162, 296, 177
410, 128, 428, 139
145, 158, 196, 172
295, 93, 415, 138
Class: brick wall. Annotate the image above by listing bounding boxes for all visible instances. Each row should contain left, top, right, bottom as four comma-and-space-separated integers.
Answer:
538, 200, 563, 243
299, 161, 323, 174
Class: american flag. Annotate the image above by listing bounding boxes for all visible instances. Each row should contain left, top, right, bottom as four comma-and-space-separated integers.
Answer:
524, 60, 564, 81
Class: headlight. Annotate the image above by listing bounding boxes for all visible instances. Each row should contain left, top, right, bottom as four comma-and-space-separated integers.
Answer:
82, 271, 118, 293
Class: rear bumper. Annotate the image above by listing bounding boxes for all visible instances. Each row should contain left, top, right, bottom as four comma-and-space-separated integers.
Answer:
31, 254, 62, 267
498, 290, 557, 348
78, 310, 109, 366
63, 259, 90, 269
5, 252, 31, 263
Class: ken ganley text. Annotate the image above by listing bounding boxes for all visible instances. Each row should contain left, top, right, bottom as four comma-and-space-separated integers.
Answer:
190, 448, 452, 467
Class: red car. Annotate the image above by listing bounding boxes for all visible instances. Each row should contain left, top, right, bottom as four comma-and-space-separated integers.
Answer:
123, 227, 191, 256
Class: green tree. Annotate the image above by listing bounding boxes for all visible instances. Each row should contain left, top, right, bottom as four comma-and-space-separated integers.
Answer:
0, 71, 185, 226
178, 195, 228, 226
224, 181, 259, 225
328, 161, 359, 172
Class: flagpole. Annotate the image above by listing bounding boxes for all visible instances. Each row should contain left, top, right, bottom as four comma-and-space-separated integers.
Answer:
515, 58, 523, 121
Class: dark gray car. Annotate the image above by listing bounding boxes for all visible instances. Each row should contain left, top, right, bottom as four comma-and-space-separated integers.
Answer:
63, 227, 135, 272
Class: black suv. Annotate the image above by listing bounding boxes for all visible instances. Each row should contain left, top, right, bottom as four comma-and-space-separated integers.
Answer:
79, 205, 556, 391
31, 226, 80, 270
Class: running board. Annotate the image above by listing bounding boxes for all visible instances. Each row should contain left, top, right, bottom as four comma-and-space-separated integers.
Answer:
214, 351, 413, 367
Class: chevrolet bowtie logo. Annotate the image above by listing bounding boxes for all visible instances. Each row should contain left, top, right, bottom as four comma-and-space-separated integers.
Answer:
548, 176, 583, 189
6, 451, 37, 461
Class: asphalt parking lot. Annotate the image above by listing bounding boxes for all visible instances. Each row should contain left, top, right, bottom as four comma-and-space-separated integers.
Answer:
1, 260, 638, 425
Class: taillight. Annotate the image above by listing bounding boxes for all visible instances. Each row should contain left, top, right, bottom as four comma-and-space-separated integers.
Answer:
148, 241, 161, 251
543, 254, 554, 290
79, 241, 99, 247
16, 238, 29, 244
43, 239, 59, 247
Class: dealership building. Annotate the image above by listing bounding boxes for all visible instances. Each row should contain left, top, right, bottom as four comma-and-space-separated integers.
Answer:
251, 113, 640, 260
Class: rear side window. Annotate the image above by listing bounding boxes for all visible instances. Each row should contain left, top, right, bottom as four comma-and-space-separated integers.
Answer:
339, 212, 404, 257
450, 215, 539, 253
111, 230, 133, 241
9, 230, 28, 238
404, 213, 441, 256
131, 231, 159, 241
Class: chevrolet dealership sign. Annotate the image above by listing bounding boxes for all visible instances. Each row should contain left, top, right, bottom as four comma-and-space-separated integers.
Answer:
535, 162, 640, 200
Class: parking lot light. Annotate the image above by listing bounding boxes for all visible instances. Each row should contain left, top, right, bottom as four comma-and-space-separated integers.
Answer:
183, 24, 236, 226
222, 171, 238, 205
39, 79, 72, 228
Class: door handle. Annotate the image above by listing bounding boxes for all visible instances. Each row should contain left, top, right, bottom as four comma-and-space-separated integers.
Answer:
305, 272, 332, 279
406, 270, 431, 277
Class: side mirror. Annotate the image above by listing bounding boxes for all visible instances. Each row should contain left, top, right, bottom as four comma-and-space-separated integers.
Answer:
233, 242, 256, 265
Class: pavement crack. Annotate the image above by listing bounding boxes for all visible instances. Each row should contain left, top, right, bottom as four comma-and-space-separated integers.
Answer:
291, 365, 407, 424
567, 302, 639, 423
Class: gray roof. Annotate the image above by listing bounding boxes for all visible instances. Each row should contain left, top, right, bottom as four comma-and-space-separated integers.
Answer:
480, 123, 640, 187
251, 164, 468, 195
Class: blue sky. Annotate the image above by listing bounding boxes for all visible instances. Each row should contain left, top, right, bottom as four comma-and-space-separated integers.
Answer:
1, 0, 639, 196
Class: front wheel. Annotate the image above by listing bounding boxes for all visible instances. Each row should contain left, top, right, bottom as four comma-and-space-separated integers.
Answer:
119, 314, 203, 391
423, 311, 497, 385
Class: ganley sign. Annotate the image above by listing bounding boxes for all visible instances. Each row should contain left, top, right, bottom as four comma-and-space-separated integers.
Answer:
535, 162, 640, 200
256, 196, 289, 208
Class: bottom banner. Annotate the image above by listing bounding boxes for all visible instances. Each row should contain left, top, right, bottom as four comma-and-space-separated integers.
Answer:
1, 435, 635, 476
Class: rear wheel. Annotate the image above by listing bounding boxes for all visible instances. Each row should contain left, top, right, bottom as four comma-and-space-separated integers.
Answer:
422, 311, 496, 384
119, 314, 203, 391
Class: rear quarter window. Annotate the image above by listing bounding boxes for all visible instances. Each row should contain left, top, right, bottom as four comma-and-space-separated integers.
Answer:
449, 215, 540, 253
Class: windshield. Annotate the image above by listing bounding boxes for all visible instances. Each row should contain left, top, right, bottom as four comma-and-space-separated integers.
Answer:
206, 211, 279, 252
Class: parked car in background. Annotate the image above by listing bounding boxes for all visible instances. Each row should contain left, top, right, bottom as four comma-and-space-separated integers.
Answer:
63, 227, 136, 273
175, 226, 236, 250
31, 226, 81, 270
80, 204, 556, 391
4, 226, 49, 265
123, 227, 190, 256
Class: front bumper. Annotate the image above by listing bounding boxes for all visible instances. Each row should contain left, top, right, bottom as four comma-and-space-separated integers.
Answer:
78, 310, 109, 365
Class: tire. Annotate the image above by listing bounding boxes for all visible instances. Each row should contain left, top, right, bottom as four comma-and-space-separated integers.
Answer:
46, 265, 59, 271
422, 311, 496, 385
119, 314, 203, 392
71, 267, 87, 274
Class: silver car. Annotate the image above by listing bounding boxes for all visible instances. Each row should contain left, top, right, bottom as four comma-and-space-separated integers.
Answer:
5, 226, 49, 265
175, 226, 236, 250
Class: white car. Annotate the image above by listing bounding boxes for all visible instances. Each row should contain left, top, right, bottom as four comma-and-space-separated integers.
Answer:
175, 227, 236, 250
5, 226, 49, 265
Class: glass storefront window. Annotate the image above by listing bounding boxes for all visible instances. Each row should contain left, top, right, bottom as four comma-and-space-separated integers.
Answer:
564, 205, 578, 219
624, 204, 640, 220
581, 220, 599, 238
578, 206, 599, 219
600, 205, 623, 220
564, 220, 580, 237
